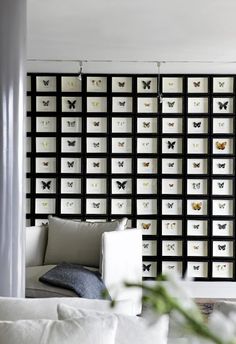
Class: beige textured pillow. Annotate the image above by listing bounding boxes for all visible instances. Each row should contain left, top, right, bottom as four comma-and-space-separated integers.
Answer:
0, 315, 117, 344
44, 216, 128, 267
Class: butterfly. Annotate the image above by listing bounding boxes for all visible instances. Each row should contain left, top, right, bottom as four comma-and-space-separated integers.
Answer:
143, 243, 149, 249
91, 79, 102, 87
41, 141, 48, 149
118, 161, 124, 167
93, 202, 100, 208
93, 162, 100, 167
91, 183, 98, 188
67, 100, 76, 109
193, 224, 200, 229
119, 101, 126, 106
193, 162, 200, 168
92, 101, 100, 107
116, 181, 127, 190
167, 244, 175, 251
218, 244, 226, 250
168, 141, 176, 149
67, 140, 76, 146
168, 122, 174, 127
117, 202, 124, 208
194, 101, 200, 106
192, 202, 202, 211
168, 266, 175, 270
143, 264, 151, 272
42, 100, 49, 106
67, 161, 74, 168
143, 122, 150, 128
66, 201, 74, 207
118, 82, 125, 87
193, 122, 201, 128
216, 141, 227, 150
168, 163, 174, 167
193, 81, 200, 87
218, 223, 227, 229
193, 245, 199, 250
218, 163, 225, 168
143, 162, 150, 167
118, 142, 125, 147
218, 122, 224, 127
167, 202, 174, 209
218, 101, 228, 110
216, 264, 226, 271
169, 184, 174, 188
193, 182, 200, 190
218, 82, 225, 88
41, 201, 48, 207
168, 101, 175, 108
93, 121, 100, 126
143, 182, 149, 187
67, 121, 76, 127
193, 143, 199, 148
166, 222, 176, 229
193, 266, 200, 270
144, 103, 150, 107
142, 142, 149, 147
117, 121, 125, 126
219, 203, 226, 209
142, 80, 151, 89
218, 182, 224, 188
41, 180, 51, 190
93, 142, 100, 148
41, 120, 50, 126
142, 223, 151, 230
143, 202, 149, 208
168, 82, 174, 86
42, 161, 49, 166
43, 80, 49, 86
67, 182, 73, 187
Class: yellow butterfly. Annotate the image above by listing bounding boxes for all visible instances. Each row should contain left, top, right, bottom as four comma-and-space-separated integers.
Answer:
142, 223, 151, 230
216, 141, 227, 150
192, 202, 202, 211
92, 101, 100, 107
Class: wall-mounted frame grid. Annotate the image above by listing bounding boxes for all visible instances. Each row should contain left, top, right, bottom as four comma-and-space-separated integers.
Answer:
26, 73, 236, 281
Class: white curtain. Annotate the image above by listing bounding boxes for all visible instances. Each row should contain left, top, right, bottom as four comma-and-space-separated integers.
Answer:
0, 0, 26, 296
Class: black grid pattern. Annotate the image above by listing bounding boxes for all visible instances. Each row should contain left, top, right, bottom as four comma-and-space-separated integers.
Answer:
26, 73, 236, 281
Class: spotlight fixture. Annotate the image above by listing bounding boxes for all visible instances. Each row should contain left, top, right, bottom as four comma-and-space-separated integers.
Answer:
77, 61, 83, 81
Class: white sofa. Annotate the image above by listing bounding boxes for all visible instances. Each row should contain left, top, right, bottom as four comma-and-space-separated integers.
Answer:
26, 225, 142, 315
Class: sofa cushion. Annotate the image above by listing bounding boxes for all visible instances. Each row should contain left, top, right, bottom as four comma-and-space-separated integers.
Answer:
0, 296, 135, 321
58, 303, 169, 344
26, 226, 48, 267
44, 216, 128, 267
0, 315, 118, 344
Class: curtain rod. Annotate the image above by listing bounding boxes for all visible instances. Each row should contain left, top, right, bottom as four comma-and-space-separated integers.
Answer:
27, 59, 236, 64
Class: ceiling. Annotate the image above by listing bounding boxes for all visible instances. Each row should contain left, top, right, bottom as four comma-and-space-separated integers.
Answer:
27, 0, 236, 72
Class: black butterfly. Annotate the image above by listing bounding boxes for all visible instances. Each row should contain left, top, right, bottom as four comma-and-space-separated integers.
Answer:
118, 161, 124, 167
219, 203, 226, 209
193, 224, 200, 229
142, 80, 151, 90
218, 244, 226, 250
168, 122, 174, 127
193, 162, 200, 168
168, 162, 174, 167
168, 265, 175, 270
168, 101, 175, 108
143, 264, 151, 272
193, 122, 201, 128
43, 80, 49, 86
67, 161, 74, 168
93, 202, 100, 208
218, 101, 228, 110
41, 180, 51, 190
93, 142, 100, 148
119, 101, 126, 106
167, 202, 174, 209
93, 121, 100, 126
218, 82, 225, 88
193, 265, 200, 270
118, 82, 125, 87
143, 122, 150, 128
143, 243, 149, 249
67, 121, 76, 127
193, 81, 200, 87
167, 244, 175, 251
218, 182, 224, 188
67, 100, 76, 109
193, 182, 200, 190
116, 181, 127, 190
218, 163, 225, 168
168, 141, 176, 149
43, 161, 49, 166
42, 100, 49, 106
67, 140, 76, 146
93, 162, 100, 167
218, 223, 227, 229
67, 182, 73, 187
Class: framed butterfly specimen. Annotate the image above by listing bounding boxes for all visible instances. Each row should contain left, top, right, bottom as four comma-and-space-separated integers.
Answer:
213, 97, 233, 113
61, 76, 82, 92
162, 77, 183, 93
188, 97, 208, 113
87, 76, 107, 92
213, 77, 234, 93
213, 117, 233, 134
86, 179, 107, 194
36, 96, 56, 112
111, 158, 132, 174
187, 77, 208, 93
112, 77, 132, 92
213, 241, 233, 257
35, 198, 56, 214
212, 262, 233, 278
112, 97, 132, 112
87, 97, 107, 112
86, 158, 107, 174
212, 220, 233, 237
36, 76, 56, 92
137, 97, 157, 113
162, 240, 182, 256
111, 199, 132, 215
112, 117, 132, 133
187, 241, 208, 257
61, 178, 81, 194
162, 97, 182, 113
137, 77, 157, 93
61, 198, 81, 214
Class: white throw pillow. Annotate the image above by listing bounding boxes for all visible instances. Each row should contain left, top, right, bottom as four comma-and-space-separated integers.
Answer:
0, 315, 117, 344
57, 303, 169, 344
44, 216, 128, 267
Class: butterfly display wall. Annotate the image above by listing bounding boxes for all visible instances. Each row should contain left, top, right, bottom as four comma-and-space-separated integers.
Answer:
27, 74, 236, 281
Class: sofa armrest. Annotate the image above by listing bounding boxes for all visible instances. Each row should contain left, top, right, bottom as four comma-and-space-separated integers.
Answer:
101, 229, 142, 315
26, 226, 48, 267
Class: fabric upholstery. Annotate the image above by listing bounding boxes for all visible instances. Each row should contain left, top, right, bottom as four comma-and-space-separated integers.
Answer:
25, 226, 48, 267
